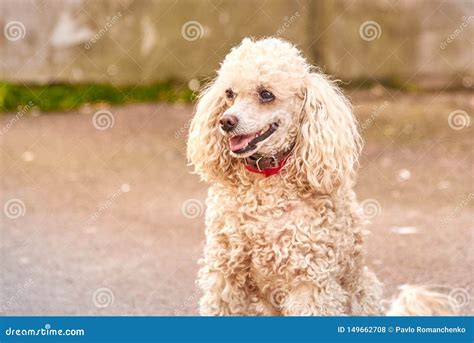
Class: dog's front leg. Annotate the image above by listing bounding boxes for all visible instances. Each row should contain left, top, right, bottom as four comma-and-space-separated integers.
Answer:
280, 280, 349, 316
197, 265, 249, 316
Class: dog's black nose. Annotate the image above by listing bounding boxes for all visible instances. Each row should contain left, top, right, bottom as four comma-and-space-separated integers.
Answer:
219, 115, 238, 132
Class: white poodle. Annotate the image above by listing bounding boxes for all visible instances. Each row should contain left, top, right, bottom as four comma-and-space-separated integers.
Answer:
187, 37, 454, 316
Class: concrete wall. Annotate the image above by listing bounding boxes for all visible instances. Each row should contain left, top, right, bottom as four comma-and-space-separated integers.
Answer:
1, 0, 472, 89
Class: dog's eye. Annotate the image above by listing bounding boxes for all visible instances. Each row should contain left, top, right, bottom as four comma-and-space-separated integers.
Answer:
258, 90, 275, 103
225, 89, 235, 100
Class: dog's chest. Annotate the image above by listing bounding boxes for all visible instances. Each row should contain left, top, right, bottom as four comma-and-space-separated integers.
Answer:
239, 201, 309, 273
208, 187, 340, 277
229, 196, 338, 279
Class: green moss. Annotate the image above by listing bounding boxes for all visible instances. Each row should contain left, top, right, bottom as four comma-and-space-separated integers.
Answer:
2, 77, 466, 113
0, 81, 195, 113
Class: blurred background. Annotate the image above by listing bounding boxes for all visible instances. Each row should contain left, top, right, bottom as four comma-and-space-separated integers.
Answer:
0, 0, 472, 315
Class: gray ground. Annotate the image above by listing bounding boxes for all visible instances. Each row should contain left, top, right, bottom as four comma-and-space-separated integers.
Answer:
1, 89, 472, 316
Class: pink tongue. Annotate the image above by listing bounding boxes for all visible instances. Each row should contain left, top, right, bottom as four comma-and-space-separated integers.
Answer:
229, 133, 256, 152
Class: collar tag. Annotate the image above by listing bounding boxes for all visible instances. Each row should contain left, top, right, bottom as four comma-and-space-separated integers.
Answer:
244, 155, 290, 177
244, 143, 295, 177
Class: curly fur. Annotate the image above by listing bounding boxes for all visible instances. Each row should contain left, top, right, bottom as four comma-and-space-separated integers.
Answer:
187, 37, 453, 316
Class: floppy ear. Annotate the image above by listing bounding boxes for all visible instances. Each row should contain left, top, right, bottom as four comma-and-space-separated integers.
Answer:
187, 80, 237, 183
295, 72, 362, 194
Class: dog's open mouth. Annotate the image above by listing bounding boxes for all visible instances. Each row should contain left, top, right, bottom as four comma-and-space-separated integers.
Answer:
229, 123, 278, 154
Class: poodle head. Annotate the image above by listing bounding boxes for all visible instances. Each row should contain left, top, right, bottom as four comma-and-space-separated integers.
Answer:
187, 37, 362, 193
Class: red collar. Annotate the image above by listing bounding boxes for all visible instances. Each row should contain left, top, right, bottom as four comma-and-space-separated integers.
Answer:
244, 155, 290, 177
